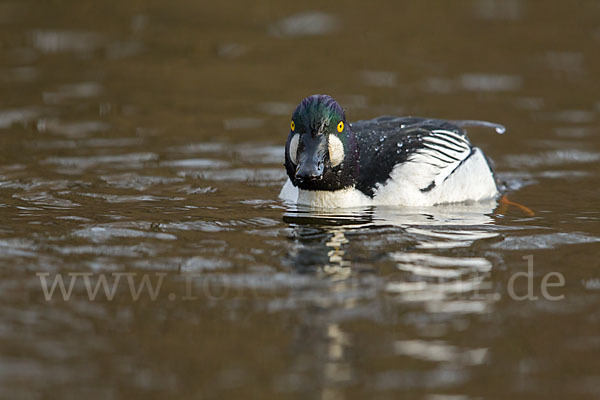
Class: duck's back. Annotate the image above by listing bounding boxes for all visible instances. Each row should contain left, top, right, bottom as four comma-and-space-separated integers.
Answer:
350, 116, 498, 205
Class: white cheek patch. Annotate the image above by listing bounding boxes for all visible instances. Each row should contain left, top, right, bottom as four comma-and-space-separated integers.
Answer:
328, 135, 345, 167
289, 134, 300, 164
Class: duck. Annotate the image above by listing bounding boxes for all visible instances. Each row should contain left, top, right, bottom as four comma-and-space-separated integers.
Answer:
279, 94, 504, 208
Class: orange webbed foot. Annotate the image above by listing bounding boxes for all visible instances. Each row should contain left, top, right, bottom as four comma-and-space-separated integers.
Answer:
496, 195, 535, 217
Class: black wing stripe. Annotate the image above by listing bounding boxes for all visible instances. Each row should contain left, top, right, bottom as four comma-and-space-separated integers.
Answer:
412, 148, 455, 163
430, 131, 469, 148
421, 146, 462, 162
423, 137, 469, 152
435, 133, 467, 147
415, 152, 458, 164
425, 144, 467, 161
429, 135, 467, 149
431, 129, 467, 141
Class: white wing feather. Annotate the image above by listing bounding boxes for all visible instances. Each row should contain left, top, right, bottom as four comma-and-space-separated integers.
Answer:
405, 130, 473, 191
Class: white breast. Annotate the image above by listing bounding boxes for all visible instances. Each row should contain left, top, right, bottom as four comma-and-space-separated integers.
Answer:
279, 179, 371, 208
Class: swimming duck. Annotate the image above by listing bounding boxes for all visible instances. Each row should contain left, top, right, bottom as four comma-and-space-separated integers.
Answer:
280, 94, 503, 208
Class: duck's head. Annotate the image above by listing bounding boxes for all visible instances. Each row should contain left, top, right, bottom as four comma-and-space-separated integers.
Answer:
285, 94, 359, 191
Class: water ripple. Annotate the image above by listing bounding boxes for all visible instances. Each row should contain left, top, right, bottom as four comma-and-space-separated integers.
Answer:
491, 232, 600, 250
72, 227, 177, 242
42, 153, 158, 170
268, 12, 340, 37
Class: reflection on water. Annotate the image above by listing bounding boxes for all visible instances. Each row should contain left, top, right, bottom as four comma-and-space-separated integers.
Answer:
1, 0, 600, 398
284, 203, 501, 317
268, 12, 340, 37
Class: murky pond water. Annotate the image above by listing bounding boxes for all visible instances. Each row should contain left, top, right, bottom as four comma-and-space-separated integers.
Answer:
2, 1, 600, 398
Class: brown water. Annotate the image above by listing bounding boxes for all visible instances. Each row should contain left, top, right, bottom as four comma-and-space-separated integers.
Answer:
2, 1, 600, 399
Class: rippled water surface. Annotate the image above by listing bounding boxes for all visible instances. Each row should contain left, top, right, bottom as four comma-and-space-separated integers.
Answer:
2, 1, 600, 399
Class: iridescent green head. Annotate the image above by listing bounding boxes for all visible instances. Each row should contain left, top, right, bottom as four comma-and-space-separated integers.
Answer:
285, 95, 359, 191
291, 94, 346, 135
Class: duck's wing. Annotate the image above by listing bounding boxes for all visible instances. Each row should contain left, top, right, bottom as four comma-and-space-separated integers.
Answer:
352, 117, 476, 197
398, 127, 475, 193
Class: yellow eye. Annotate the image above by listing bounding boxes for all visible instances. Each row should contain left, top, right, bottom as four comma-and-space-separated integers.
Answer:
337, 121, 344, 133
290, 121, 295, 131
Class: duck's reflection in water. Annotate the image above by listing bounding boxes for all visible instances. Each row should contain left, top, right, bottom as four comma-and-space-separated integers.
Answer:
323, 229, 351, 278
282, 201, 501, 397
283, 200, 502, 312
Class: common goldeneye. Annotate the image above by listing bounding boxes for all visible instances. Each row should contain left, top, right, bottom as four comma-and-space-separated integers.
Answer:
280, 94, 504, 208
